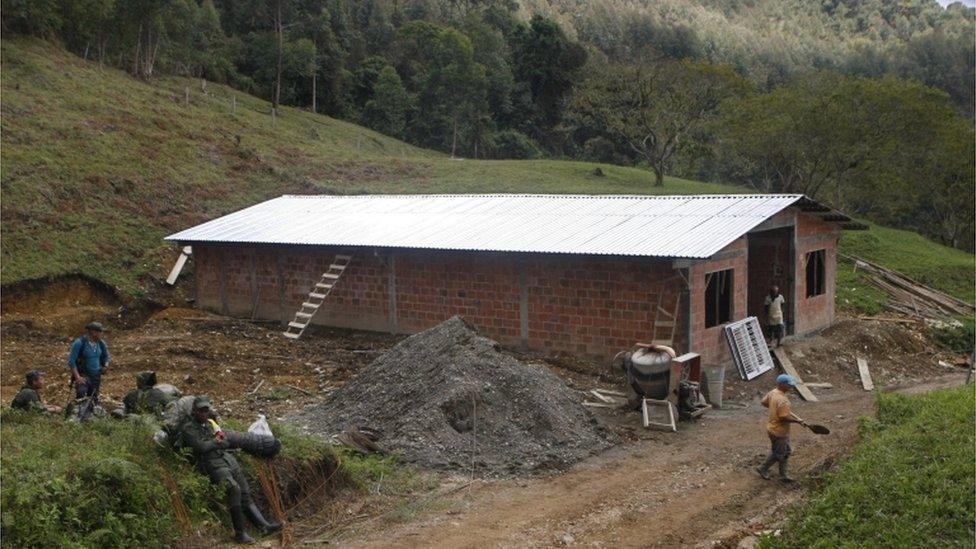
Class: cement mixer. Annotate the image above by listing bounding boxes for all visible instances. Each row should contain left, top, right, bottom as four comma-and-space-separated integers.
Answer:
611, 343, 676, 408
610, 343, 709, 420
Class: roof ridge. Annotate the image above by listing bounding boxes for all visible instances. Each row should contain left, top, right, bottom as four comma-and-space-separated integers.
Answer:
280, 193, 805, 199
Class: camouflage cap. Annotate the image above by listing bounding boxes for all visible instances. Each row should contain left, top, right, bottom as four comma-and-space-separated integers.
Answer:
192, 395, 213, 410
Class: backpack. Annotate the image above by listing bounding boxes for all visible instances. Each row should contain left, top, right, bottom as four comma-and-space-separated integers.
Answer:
73, 336, 107, 371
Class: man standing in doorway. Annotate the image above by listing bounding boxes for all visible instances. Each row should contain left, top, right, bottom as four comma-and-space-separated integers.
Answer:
764, 285, 786, 347
67, 322, 111, 408
756, 374, 805, 482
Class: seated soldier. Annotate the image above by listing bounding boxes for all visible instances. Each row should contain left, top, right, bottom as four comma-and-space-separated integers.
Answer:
11, 370, 62, 414
123, 371, 174, 416
179, 396, 282, 543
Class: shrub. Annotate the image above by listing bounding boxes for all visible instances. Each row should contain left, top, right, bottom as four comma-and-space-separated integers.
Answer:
0, 413, 218, 548
487, 130, 542, 159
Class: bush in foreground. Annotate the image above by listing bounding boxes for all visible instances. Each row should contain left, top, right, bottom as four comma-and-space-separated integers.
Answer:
765, 385, 975, 547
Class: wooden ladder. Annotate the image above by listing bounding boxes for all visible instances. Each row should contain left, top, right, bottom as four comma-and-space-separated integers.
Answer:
651, 292, 681, 347
282, 254, 352, 340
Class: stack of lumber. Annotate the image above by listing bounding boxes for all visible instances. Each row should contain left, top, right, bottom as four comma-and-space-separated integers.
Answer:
848, 255, 974, 320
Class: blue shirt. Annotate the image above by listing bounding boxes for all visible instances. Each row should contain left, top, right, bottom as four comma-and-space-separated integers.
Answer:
68, 337, 110, 375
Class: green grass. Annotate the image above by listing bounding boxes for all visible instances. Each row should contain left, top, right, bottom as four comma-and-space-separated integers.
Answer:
836, 222, 976, 314
0, 412, 219, 547
1, 38, 972, 311
0, 411, 409, 547
763, 385, 976, 548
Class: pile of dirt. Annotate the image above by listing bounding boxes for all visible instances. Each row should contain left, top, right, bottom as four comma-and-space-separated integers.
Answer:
290, 316, 617, 476
821, 318, 930, 357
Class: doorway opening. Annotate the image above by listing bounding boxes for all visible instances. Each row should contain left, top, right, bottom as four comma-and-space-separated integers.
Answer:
747, 227, 795, 335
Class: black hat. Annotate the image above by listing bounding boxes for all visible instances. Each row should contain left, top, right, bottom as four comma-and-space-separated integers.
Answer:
25, 370, 45, 384
85, 322, 105, 332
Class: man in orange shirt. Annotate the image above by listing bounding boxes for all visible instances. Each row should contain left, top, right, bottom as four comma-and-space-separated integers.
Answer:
757, 374, 806, 482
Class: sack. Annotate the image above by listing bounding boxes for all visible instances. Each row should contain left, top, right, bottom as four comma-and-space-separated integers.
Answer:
248, 415, 273, 437
162, 395, 197, 434
224, 430, 281, 459
154, 383, 182, 399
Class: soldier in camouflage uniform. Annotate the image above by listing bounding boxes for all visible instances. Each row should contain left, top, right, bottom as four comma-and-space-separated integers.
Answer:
122, 371, 174, 416
179, 396, 281, 543
10, 370, 62, 414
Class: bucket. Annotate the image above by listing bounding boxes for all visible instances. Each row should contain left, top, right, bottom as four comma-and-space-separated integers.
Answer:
704, 365, 726, 409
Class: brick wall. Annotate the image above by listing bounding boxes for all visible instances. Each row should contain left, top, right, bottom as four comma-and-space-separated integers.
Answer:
687, 237, 749, 366
191, 244, 685, 361
188, 208, 841, 365
522, 256, 686, 357
794, 214, 840, 335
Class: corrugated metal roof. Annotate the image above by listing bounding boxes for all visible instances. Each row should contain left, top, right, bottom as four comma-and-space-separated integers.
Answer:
166, 194, 857, 259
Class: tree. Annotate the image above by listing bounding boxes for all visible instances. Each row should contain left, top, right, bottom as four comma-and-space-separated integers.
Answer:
426, 27, 487, 156
718, 72, 955, 199
717, 72, 975, 249
363, 66, 410, 138
573, 58, 749, 187
393, 21, 488, 155
510, 15, 586, 150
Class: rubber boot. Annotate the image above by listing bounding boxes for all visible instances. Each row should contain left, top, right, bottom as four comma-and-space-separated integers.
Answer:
230, 506, 255, 544
778, 458, 795, 483
756, 455, 776, 480
245, 503, 283, 534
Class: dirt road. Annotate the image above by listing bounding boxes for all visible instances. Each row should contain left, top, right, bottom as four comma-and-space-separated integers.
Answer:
336, 374, 968, 548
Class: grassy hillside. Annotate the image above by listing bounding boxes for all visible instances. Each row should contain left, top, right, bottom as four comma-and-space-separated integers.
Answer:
1, 38, 972, 308
837, 222, 976, 312
0, 38, 736, 295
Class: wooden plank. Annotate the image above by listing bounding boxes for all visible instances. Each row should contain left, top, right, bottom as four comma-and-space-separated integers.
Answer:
856, 357, 874, 391
593, 388, 626, 397
771, 347, 818, 402
583, 402, 615, 408
857, 316, 918, 324
805, 382, 833, 389
589, 389, 613, 403
165, 247, 192, 285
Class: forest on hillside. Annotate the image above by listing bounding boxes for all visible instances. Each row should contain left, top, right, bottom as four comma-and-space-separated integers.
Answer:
2, 0, 974, 250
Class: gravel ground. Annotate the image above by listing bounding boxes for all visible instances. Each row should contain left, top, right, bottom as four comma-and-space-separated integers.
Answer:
290, 316, 617, 476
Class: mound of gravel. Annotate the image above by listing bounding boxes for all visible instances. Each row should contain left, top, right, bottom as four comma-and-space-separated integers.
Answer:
291, 316, 616, 476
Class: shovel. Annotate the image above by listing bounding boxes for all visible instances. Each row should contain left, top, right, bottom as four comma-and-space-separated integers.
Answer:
791, 412, 830, 435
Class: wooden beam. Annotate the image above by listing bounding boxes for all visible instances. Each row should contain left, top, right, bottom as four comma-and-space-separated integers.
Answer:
166, 246, 192, 285
856, 357, 874, 391
771, 347, 818, 402
805, 382, 833, 389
